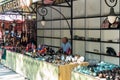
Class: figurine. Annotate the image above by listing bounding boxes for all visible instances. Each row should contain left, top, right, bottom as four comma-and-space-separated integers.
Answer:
25, 42, 32, 52
77, 56, 85, 63
37, 45, 47, 56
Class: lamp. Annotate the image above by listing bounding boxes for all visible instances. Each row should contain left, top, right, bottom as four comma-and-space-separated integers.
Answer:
104, 0, 118, 24
108, 7, 117, 24
41, 16, 46, 26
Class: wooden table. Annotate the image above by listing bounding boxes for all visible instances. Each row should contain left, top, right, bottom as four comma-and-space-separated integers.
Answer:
59, 63, 78, 80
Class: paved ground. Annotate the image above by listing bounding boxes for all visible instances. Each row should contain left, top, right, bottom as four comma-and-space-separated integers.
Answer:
0, 64, 27, 80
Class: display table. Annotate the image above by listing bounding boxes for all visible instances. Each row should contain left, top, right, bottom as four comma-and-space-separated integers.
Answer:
59, 63, 78, 80
1, 50, 79, 80
71, 61, 120, 80
71, 71, 101, 80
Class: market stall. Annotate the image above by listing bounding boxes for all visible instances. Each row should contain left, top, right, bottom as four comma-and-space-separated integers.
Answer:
1, 50, 88, 80
0, 0, 120, 80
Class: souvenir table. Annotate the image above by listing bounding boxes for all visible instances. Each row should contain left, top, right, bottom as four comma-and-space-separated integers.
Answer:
71, 61, 120, 80
71, 71, 100, 80
1, 50, 88, 80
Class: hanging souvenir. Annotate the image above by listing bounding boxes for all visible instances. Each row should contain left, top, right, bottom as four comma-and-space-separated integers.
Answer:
101, 18, 110, 28
110, 17, 120, 28
106, 47, 117, 56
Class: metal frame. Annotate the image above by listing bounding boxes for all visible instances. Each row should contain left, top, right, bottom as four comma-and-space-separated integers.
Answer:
35, 0, 73, 54
104, 0, 117, 7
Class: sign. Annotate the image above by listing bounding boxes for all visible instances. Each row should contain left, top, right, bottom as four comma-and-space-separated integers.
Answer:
2, 0, 20, 12
0, 0, 32, 13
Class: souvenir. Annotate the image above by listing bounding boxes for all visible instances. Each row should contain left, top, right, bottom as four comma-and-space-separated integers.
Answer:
101, 18, 110, 28
72, 58, 75, 62
73, 61, 120, 79
106, 47, 117, 56
77, 56, 85, 63
110, 18, 119, 28
61, 55, 65, 61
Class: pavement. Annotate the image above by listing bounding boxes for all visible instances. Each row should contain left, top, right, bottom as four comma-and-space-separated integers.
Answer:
0, 64, 28, 80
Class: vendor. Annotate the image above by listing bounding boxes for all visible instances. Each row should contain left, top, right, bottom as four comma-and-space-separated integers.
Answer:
59, 37, 71, 55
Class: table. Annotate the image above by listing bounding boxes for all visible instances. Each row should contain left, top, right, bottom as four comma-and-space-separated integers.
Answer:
71, 71, 106, 80
1, 50, 79, 80
59, 63, 78, 80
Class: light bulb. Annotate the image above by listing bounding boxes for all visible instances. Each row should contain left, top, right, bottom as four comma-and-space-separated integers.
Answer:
41, 20, 46, 26
41, 16, 46, 26
108, 16, 117, 24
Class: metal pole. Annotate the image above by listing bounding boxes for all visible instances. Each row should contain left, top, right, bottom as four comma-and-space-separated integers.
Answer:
36, 3, 37, 46
70, 0, 73, 54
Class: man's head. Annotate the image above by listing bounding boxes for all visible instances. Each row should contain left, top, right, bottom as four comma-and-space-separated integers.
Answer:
62, 37, 68, 44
